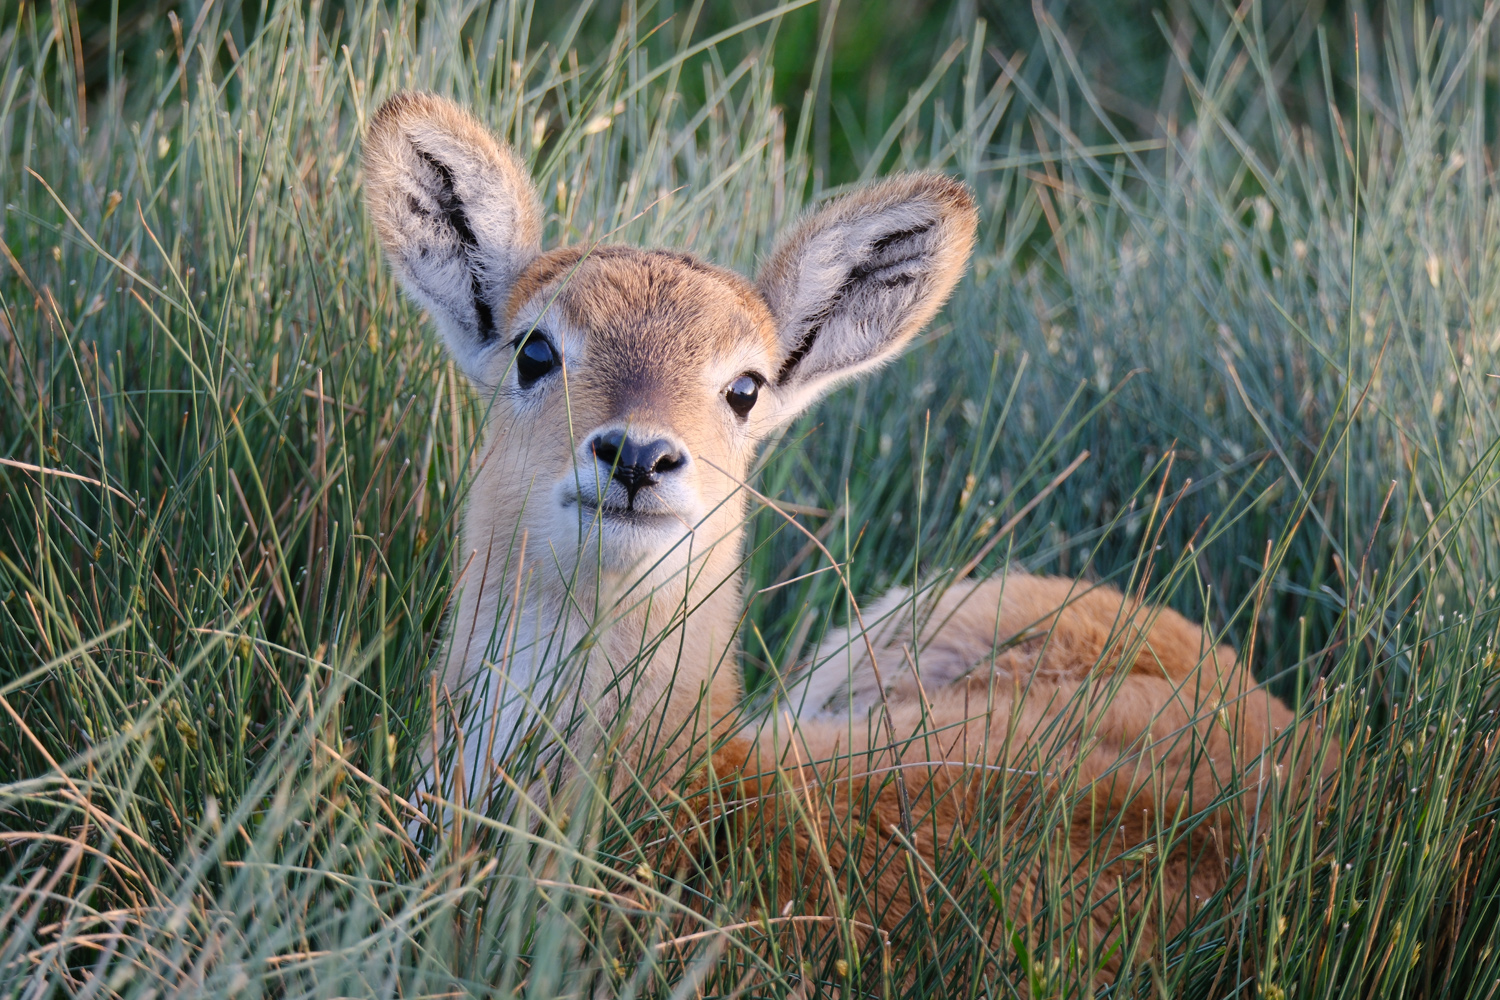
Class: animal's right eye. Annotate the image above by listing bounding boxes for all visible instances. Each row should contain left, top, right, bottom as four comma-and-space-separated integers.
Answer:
514, 331, 558, 386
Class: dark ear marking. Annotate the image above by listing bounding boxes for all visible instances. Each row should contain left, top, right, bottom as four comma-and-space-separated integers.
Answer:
844, 221, 934, 291
774, 220, 936, 386
870, 221, 933, 256
775, 317, 822, 385
755, 173, 977, 416
413, 147, 496, 344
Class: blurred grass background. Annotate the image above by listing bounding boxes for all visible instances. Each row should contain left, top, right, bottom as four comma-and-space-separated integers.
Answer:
2, 0, 1500, 996
61, 0, 1494, 185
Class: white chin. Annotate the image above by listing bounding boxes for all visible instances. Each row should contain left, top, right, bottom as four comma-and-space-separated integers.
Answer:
555, 503, 697, 575
597, 516, 691, 572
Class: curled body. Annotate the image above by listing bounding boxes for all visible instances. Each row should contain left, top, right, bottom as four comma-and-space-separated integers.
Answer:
717, 574, 1331, 976
361, 92, 1335, 981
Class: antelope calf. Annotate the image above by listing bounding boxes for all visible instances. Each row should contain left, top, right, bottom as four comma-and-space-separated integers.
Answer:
364, 92, 1332, 976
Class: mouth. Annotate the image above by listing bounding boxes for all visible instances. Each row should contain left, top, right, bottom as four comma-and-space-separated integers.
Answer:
564, 493, 678, 525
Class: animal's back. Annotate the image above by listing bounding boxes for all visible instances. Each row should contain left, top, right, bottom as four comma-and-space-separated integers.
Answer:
728, 573, 1329, 978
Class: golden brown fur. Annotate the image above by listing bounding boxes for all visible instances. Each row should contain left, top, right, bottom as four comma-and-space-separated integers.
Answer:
361, 92, 1335, 981
707, 575, 1331, 979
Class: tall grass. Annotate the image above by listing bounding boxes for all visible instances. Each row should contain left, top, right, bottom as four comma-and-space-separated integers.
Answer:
1, 0, 1499, 995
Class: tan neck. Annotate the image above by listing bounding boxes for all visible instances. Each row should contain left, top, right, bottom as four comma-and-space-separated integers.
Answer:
444, 517, 747, 793
588, 548, 745, 785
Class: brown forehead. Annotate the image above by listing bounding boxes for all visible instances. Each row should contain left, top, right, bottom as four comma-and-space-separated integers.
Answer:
505, 246, 778, 357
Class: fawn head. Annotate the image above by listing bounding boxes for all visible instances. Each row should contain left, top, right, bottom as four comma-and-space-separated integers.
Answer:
364, 93, 977, 584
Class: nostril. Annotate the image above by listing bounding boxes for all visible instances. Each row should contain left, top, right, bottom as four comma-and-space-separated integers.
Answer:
651, 448, 685, 475
591, 430, 624, 469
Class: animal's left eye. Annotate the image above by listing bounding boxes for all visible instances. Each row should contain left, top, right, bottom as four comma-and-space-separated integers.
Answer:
725, 374, 760, 419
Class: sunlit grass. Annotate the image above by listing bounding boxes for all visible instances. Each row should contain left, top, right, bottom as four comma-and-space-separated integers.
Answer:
2, 0, 1499, 996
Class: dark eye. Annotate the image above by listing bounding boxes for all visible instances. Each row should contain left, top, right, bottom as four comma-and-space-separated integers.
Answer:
514, 331, 558, 386
725, 374, 760, 419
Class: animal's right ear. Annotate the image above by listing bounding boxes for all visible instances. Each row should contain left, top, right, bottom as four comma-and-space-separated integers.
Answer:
363, 92, 542, 385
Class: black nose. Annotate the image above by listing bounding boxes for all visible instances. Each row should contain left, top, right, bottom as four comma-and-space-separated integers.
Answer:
590, 430, 686, 505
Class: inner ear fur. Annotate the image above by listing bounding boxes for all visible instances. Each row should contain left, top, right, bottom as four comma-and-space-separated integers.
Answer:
363, 92, 543, 384
756, 173, 977, 409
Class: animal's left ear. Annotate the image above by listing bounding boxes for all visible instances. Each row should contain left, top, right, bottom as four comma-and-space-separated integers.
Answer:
756, 173, 977, 417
